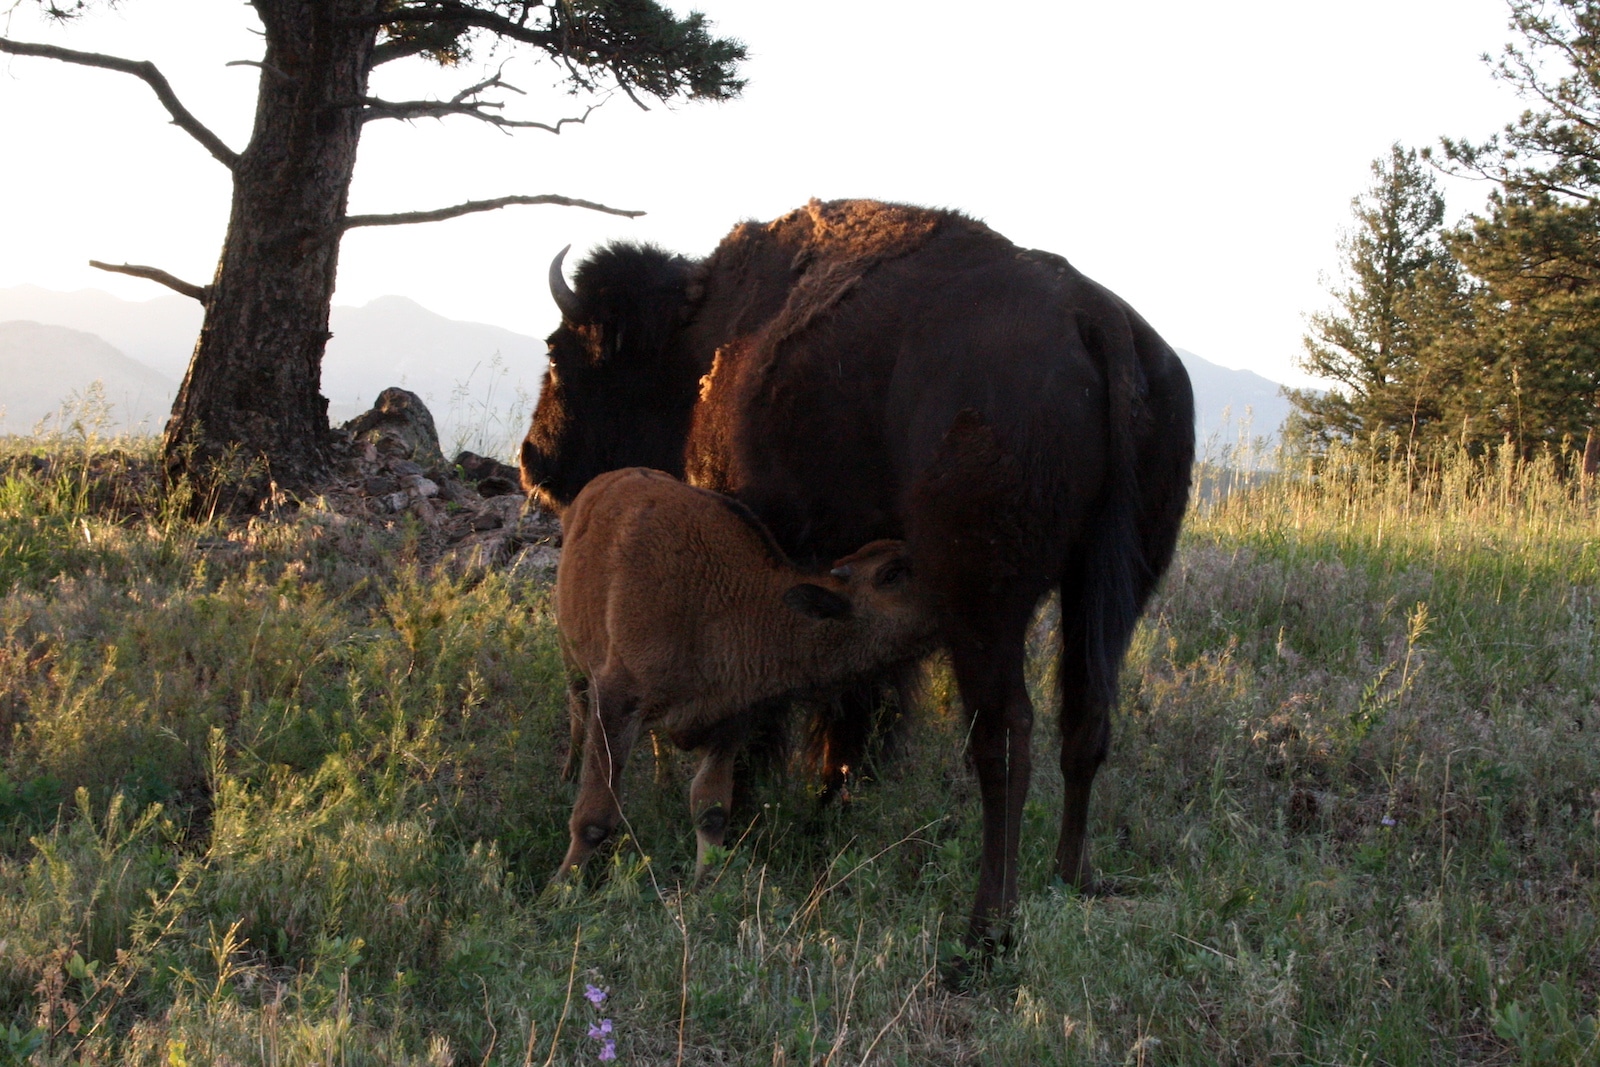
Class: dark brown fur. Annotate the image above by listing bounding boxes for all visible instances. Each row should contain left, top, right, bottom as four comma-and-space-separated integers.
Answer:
522, 200, 1195, 956
553, 467, 938, 882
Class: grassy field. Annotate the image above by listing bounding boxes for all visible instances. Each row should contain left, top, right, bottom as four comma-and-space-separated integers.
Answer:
0, 430, 1596, 1065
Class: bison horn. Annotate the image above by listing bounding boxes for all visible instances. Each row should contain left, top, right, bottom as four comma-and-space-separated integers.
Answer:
548, 245, 581, 321
829, 565, 852, 579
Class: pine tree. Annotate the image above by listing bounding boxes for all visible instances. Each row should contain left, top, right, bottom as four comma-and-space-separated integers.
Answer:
1436, 0, 1600, 459
1288, 145, 1467, 453
1445, 192, 1600, 454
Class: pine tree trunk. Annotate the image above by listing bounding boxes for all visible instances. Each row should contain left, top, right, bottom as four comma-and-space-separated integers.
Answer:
162, 0, 380, 500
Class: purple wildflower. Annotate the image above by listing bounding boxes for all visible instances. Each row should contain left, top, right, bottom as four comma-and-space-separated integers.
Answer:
584, 984, 608, 1006
588, 1019, 613, 1039
598, 1039, 617, 1062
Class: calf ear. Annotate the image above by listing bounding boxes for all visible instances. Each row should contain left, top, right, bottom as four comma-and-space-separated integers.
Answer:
782, 583, 853, 620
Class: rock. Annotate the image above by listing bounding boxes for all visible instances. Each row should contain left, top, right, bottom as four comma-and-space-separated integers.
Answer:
435, 478, 479, 505
375, 433, 413, 458
508, 543, 561, 578
476, 475, 521, 498
341, 387, 445, 468
516, 504, 562, 544
483, 494, 527, 528
448, 530, 514, 572
410, 494, 441, 528
453, 450, 522, 487
402, 475, 440, 498
314, 402, 560, 575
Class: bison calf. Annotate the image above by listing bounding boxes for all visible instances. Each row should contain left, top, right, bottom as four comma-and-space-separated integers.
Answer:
553, 466, 938, 882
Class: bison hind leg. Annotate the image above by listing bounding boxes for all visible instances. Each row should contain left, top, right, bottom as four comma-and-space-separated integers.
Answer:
1052, 601, 1113, 894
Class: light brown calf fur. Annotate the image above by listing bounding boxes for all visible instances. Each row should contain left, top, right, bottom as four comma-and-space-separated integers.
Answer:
553, 467, 939, 882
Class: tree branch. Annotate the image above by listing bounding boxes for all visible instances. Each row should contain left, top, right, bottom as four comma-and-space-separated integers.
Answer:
361, 73, 602, 133
340, 4, 554, 44
88, 260, 211, 303
342, 194, 643, 232
0, 37, 239, 170
225, 58, 294, 85
371, 36, 438, 68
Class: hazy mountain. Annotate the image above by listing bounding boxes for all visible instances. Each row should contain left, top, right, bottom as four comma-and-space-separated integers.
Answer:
0, 286, 1294, 455
322, 295, 545, 426
0, 287, 547, 454
0, 321, 178, 433
0, 286, 202, 380
1175, 349, 1292, 449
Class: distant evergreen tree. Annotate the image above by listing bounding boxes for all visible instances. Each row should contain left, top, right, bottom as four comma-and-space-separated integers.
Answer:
1436, 0, 1600, 459
1444, 192, 1600, 454
1287, 145, 1468, 453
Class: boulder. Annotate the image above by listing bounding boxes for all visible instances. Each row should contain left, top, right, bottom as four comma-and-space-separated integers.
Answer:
453, 450, 524, 497
341, 387, 445, 469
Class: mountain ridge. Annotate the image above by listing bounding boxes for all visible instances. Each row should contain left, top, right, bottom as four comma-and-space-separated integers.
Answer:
0, 286, 1293, 453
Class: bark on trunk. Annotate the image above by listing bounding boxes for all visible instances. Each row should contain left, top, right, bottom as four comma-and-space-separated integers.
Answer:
162, 0, 381, 500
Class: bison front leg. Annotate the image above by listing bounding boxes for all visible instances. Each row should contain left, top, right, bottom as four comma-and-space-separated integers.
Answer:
554, 676, 641, 883
689, 745, 737, 884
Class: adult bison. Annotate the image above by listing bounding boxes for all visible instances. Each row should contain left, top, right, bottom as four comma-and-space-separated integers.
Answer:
521, 199, 1194, 952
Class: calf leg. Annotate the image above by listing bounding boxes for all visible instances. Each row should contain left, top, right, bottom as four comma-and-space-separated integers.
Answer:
689, 745, 737, 882
560, 672, 588, 782
554, 675, 641, 882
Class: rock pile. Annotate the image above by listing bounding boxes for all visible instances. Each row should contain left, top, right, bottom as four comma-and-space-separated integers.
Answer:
318, 387, 561, 576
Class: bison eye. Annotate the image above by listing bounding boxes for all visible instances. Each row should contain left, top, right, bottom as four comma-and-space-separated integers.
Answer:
875, 561, 910, 587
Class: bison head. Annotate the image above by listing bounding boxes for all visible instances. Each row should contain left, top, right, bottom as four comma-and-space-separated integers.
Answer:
520, 243, 701, 511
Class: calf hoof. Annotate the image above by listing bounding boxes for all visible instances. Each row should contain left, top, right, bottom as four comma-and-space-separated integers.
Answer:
540, 864, 584, 904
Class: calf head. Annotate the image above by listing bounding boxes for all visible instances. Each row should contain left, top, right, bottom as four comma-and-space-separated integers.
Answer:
520, 243, 702, 510
783, 540, 941, 663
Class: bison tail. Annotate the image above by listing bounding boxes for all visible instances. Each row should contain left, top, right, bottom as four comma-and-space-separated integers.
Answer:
1074, 306, 1194, 710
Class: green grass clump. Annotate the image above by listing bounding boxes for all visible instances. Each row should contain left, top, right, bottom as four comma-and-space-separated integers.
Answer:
0, 432, 1595, 1064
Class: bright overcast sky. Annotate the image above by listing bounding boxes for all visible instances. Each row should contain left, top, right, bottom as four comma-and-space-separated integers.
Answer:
0, 0, 1525, 386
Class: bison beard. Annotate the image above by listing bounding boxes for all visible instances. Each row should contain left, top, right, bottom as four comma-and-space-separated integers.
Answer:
522, 199, 1195, 966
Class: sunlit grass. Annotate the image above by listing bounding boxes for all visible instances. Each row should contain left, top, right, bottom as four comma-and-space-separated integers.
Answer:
0, 430, 1595, 1064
